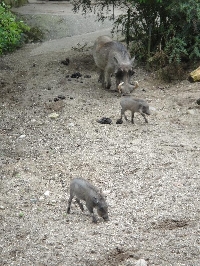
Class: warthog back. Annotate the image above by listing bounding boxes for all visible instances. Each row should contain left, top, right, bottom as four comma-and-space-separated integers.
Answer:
67, 178, 109, 223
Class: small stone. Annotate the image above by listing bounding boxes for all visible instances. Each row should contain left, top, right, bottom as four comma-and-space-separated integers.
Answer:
48, 112, 59, 119
0, 206, 5, 210
102, 190, 111, 195
19, 134, 26, 139
44, 190, 50, 196
68, 123, 74, 127
187, 109, 195, 115
30, 198, 37, 203
149, 106, 158, 114
39, 196, 44, 201
135, 259, 148, 266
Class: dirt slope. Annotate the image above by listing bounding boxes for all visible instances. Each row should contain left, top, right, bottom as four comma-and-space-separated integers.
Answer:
0, 2, 200, 266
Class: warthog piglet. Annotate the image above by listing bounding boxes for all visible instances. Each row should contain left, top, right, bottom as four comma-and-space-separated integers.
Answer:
67, 178, 109, 223
118, 96, 150, 124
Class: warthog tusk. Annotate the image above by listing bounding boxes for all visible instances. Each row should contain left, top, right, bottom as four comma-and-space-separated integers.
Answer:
118, 82, 124, 93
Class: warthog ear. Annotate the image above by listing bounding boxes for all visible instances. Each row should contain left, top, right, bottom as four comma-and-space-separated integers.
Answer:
113, 55, 119, 64
130, 56, 135, 64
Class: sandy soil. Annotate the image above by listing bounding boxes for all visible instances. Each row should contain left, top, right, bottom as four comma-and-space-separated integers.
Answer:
0, 2, 200, 266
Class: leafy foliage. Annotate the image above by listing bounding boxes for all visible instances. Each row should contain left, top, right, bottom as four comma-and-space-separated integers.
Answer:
0, 2, 30, 55
72, 0, 200, 66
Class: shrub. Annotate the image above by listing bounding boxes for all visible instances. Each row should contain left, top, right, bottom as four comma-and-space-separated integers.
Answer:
116, 0, 200, 66
72, 0, 200, 67
0, 2, 30, 55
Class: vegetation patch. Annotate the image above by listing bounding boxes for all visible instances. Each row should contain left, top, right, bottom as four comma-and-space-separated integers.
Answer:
0, 2, 30, 54
73, 0, 200, 71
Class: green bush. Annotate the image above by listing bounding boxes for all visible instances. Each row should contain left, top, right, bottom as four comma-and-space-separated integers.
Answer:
115, 0, 200, 66
72, 0, 200, 67
0, 2, 30, 54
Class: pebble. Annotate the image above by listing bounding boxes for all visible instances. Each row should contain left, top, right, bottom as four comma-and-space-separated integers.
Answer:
48, 112, 59, 119
68, 123, 75, 127
39, 196, 44, 201
187, 109, 195, 115
44, 190, 50, 196
19, 134, 26, 139
135, 259, 148, 266
0, 205, 5, 210
30, 198, 37, 203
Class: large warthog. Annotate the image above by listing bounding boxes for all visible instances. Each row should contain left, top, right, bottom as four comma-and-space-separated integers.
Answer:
93, 35, 136, 93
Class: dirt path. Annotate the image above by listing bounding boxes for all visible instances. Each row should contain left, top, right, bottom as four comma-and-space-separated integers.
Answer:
12, 1, 122, 55
0, 2, 200, 266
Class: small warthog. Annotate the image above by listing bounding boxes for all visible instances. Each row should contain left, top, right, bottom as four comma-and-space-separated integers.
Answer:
117, 96, 150, 124
67, 178, 109, 223
93, 35, 135, 92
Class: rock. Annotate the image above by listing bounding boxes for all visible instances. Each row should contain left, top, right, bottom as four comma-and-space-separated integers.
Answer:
149, 106, 158, 115
188, 66, 200, 82
0, 205, 5, 210
30, 198, 37, 203
48, 112, 60, 119
187, 109, 195, 115
39, 196, 44, 201
44, 190, 50, 196
68, 123, 75, 127
135, 259, 148, 266
19, 134, 26, 139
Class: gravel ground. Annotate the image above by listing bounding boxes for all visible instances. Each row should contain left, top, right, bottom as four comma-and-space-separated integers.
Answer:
0, 2, 200, 266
